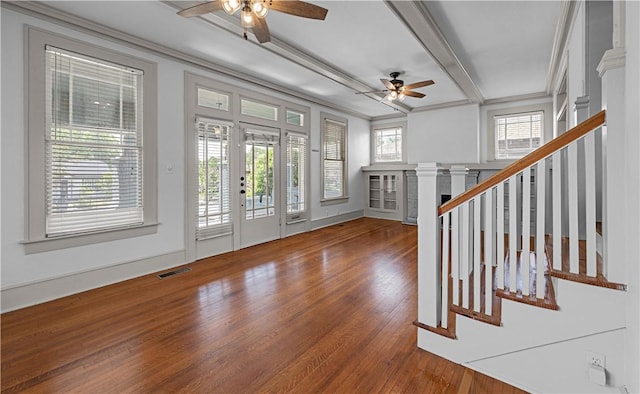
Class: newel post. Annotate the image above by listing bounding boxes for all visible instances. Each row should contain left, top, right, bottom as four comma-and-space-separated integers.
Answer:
416, 162, 442, 327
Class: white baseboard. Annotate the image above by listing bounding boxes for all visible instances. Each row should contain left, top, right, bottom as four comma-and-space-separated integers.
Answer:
310, 210, 364, 230
1, 249, 186, 313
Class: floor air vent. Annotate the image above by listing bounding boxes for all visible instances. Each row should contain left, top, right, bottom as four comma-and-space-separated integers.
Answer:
157, 267, 191, 279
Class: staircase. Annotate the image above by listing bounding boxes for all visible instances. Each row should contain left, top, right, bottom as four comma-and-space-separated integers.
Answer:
414, 110, 628, 393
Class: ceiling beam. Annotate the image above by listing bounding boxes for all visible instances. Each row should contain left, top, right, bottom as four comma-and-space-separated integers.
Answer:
164, 1, 413, 113
385, 0, 484, 104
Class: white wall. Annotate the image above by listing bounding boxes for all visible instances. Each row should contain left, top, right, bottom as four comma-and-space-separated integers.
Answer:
407, 104, 480, 164
0, 8, 368, 311
309, 109, 368, 222
623, 2, 640, 392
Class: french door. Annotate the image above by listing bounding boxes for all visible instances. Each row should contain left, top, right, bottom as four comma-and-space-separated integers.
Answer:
239, 124, 281, 247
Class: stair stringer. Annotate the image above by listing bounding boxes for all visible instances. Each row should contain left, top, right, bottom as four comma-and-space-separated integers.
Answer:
417, 280, 627, 393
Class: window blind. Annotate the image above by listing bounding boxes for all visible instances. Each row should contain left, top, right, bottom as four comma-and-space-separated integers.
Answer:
494, 111, 543, 159
45, 46, 144, 237
287, 132, 307, 220
322, 119, 346, 199
196, 118, 232, 239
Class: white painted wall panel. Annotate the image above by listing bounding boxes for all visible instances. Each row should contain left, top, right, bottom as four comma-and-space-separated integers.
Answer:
407, 104, 480, 164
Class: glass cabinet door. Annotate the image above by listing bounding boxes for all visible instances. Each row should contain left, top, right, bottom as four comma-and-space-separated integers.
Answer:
382, 175, 397, 210
369, 175, 381, 209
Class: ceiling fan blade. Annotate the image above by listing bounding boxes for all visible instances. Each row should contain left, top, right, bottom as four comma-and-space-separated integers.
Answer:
380, 79, 395, 91
253, 16, 271, 43
269, 0, 328, 20
403, 80, 434, 90
403, 90, 426, 98
177, 1, 223, 17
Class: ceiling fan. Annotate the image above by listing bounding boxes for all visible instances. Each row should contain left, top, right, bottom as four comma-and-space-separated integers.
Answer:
177, 0, 328, 43
358, 72, 435, 102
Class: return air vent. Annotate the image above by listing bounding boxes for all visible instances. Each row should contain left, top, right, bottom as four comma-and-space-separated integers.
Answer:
157, 267, 191, 279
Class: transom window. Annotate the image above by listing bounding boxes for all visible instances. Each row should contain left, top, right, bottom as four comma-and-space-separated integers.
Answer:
286, 110, 304, 126
198, 88, 229, 111
241, 98, 278, 121
494, 111, 543, 159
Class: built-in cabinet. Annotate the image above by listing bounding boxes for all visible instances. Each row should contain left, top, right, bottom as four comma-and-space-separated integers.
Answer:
365, 171, 404, 221
362, 166, 415, 222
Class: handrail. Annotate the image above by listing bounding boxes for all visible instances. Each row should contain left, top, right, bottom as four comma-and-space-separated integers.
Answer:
438, 110, 606, 216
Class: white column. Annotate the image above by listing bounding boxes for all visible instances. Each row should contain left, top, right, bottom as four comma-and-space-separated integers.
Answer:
416, 163, 442, 327
598, 44, 627, 284
450, 165, 468, 197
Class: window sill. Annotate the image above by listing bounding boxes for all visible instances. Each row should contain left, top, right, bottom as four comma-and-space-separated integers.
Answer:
320, 197, 349, 206
22, 223, 159, 254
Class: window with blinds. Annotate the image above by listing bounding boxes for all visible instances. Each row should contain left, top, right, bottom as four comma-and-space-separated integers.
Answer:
45, 46, 144, 237
373, 126, 403, 163
286, 132, 306, 221
494, 111, 543, 159
322, 117, 347, 200
196, 118, 232, 239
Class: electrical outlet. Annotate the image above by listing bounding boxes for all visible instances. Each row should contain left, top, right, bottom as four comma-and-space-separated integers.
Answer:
586, 351, 606, 369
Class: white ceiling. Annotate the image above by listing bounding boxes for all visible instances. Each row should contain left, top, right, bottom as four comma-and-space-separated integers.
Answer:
33, 0, 563, 119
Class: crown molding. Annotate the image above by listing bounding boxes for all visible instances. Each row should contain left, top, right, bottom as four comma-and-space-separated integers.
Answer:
482, 92, 551, 106
410, 99, 474, 114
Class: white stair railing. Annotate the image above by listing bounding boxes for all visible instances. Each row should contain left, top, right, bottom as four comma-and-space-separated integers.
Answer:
417, 110, 608, 331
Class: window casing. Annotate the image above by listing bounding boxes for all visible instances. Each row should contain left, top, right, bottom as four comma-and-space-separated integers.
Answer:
494, 111, 543, 159
321, 114, 348, 201
372, 125, 404, 163
25, 28, 157, 253
286, 132, 307, 221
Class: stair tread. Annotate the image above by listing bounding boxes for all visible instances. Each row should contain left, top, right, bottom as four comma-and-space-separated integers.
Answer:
545, 235, 626, 290
497, 250, 559, 310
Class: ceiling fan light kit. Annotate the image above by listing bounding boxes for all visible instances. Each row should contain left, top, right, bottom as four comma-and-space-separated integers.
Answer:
178, 0, 328, 43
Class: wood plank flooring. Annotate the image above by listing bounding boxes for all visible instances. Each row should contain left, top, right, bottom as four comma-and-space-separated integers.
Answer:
1, 218, 526, 393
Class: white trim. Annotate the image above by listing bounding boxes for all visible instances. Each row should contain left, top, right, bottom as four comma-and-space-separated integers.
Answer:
597, 47, 627, 77
1, 250, 186, 313
546, 1, 581, 94
310, 210, 364, 231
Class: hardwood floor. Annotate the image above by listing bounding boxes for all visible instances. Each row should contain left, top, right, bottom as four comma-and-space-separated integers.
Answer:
1, 218, 526, 393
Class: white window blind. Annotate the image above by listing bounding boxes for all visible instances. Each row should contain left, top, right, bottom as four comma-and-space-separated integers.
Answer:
45, 46, 144, 237
286, 132, 306, 221
495, 111, 543, 159
322, 118, 346, 200
196, 118, 232, 239
374, 126, 402, 162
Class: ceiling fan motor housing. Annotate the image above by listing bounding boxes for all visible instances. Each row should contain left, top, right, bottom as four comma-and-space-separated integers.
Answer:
389, 72, 403, 90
